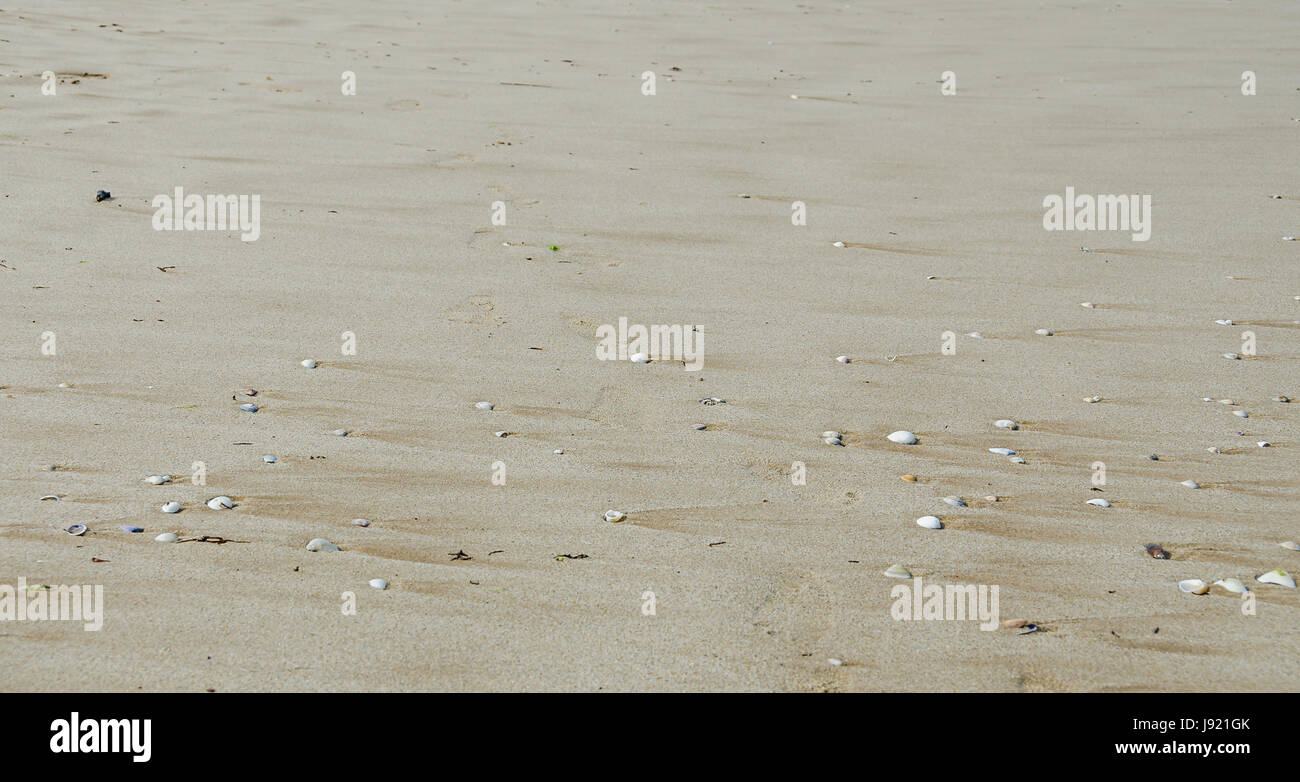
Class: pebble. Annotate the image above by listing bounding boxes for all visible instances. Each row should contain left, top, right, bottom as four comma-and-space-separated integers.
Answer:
1145, 544, 1169, 559
301, 359, 317, 368
1086, 498, 1111, 508
121, 526, 143, 533
1180, 480, 1200, 489
161, 501, 182, 513
238, 403, 259, 413
262, 455, 277, 463
1035, 328, 1053, 336
65, 524, 87, 536
604, 510, 627, 523
241, 388, 258, 396
827, 658, 844, 666
988, 447, 1015, 456
475, 401, 494, 410
984, 495, 999, 502
692, 424, 707, 431
916, 515, 943, 530
351, 519, 371, 527
994, 419, 1018, 430
369, 578, 388, 590
306, 538, 339, 552
95, 189, 111, 202
883, 564, 912, 579
146, 475, 171, 485
154, 532, 179, 543
206, 496, 234, 510
887, 430, 918, 445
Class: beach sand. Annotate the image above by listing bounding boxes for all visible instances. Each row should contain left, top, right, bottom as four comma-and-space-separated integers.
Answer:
1, 0, 1297, 691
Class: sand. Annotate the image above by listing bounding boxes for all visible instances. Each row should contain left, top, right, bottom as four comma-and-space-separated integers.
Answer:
1, 0, 1297, 692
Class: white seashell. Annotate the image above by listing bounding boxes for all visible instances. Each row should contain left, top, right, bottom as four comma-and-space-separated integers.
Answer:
206, 496, 234, 510
988, 447, 1015, 456
1207, 447, 1221, 454
630, 352, 650, 364
835, 356, 850, 363
916, 515, 943, 529
1086, 498, 1111, 508
1273, 395, 1290, 403
38, 495, 61, 501
1083, 395, 1101, 403
831, 241, 844, 247
351, 519, 371, 527
942, 496, 966, 507
1080, 302, 1095, 308
146, 475, 171, 485
1218, 399, 1236, 405
1256, 569, 1296, 588
474, 401, 494, 410
887, 430, 918, 445
1214, 319, 1233, 326
495, 431, 509, 437
1180, 480, 1200, 489
823, 436, 844, 446
161, 501, 181, 513
822, 431, 842, 439
1201, 397, 1213, 402
154, 532, 179, 543
1035, 328, 1053, 336
994, 419, 1018, 430
827, 658, 843, 666
1178, 579, 1209, 594
966, 331, 984, 339
1280, 541, 1300, 551
553, 448, 564, 454
1234, 410, 1249, 418
263, 455, 276, 463
301, 359, 317, 368
238, 403, 258, 413
1213, 578, 1249, 594
884, 564, 912, 579
1009, 455, 1026, 464
1258, 441, 1271, 448
306, 538, 339, 553
369, 578, 388, 590
604, 510, 627, 523
1224, 353, 1242, 360
699, 397, 726, 405
330, 429, 350, 436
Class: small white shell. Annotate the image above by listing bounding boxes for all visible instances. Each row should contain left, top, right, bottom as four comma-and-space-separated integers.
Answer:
916, 515, 943, 529
1233, 410, 1249, 418
1207, 447, 1221, 454
1083, 395, 1101, 403
822, 431, 842, 439
301, 359, 317, 368
368, 578, 388, 590
994, 419, 1018, 430
351, 518, 371, 527
238, 403, 258, 413
629, 352, 650, 363
1086, 498, 1111, 508
887, 430, 918, 445
1035, 328, 1053, 336
832, 241, 845, 248
474, 401, 494, 410
1223, 353, 1242, 360
1008, 455, 1027, 464
823, 436, 844, 446
835, 356, 851, 364
989, 447, 1015, 456
330, 429, 350, 436
161, 501, 181, 513
884, 564, 912, 579
966, 331, 984, 339
154, 532, 179, 543
942, 496, 966, 507
206, 496, 234, 510
1213, 578, 1249, 594
306, 538, 339, 552
1180, 480, 1200, 489
495, 431, 509, 437
1280, 541, 1300, 551
1081, 301, 1095, 308
263, 455, 277, 463
604, 510, 627, 523
1255, 569, 1296, 588
1257, 441, 1271, 448
553, 448, 564, 454
1214, 319, 1233, 326
146, 475, 171, 485
1178, 578, 1209, 594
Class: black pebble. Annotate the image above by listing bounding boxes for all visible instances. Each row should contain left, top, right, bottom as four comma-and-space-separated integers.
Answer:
95, 190, 111, 202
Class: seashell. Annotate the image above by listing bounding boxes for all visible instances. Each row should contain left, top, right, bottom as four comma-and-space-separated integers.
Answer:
351, 518, 371, 527
1256, 569, 1296, 588
1224, 353, 1242, 360
65, 524, 87, 536
1086, 498, 1111, 508
630, 352, 650, 364
883, 564, 911, 579
1280, 541, 1299, 551
887, 430, 918, 445
984, 495, 998, 502
368, 578, 388, 590
154, 532, 179, 543
823, 436, 844, 446
1035, 328, 1053, 336
301, 359, 317, 368
699, 397, 726, 405
1214, 319, 1234, 326
1217, 399, 1236, 405
1213, 578, 1249, 594
901, 474, 917, 482
994, 419, 1018, 430
822, 431, 842, 439
58, 383, 71, 388
161, 501, 181, 513
1206, 447, 1221, 454
330, 429, 349, 436
241, 388, 257, 396
1084, 395, 1101, 403
206, 496, 234, 510
1233, 410, 1248, 418
306, 538, 339, 553
966, 331, 984, 339
474, 401, 494, 410
835, 356, 851, 363
1002, 619, 1030, 628
553, 448, 564, 454
831, 241, 844, 247
692, 424, 707, 430
262, 455, 276, 463
146, 475, 171, 485
1201, 397, 1213, 402
827, 658, 843, 666
1009, 455, 1026, 464
1145, 544, 1169, 559
1273, 395, 1290, 403
495, 431, 510, 437
916, 515, 943, 529
38, 494, 61, 501
1180, 480, 1200, 489
942, 496, 966, 507
1178, 579, 1209, 594
1081, 301, 1095, 308
988, 447, 1015, 456
238, 403, 258, 413
121, 526, 143, 533
1257, 441, 1271, 448
1017, 624, 1040, 635
604, 510, 627, 523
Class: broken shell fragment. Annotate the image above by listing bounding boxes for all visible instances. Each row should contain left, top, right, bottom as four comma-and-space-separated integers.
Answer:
1224, 353, 1242, 360
883, 564, 912, 579
604, 510, 627, 523
835, 355, 851, 364
916, 515, 943, 530
988, 447, 1015, 456
474, 401, 494, 410
942, 496, 966, 507
369, 578, 388, 590
1180, 480, 1200, 489
1178, 579, 1210, 594
238, 403, 258, 413
154, 532, 179, 543
699, 397, 726, 405
306, 538, 340, 553
887, 430, 918, 444
630, 352, 650, 364
900, 474, 917, 482
994, 419, 1018, 430
1273, 395, 1290, 403
1035, 328, 1053, 336
351, 518, 371, 527
330, 429, 349, 436
65, 524, 87, 536
1256, 569, 1296, 588
206, 496, 234, 510
1083, 395, 1101, 403
1280, 541, 1300, 551
1145, 544, 1169, 559
146, 475, 171, 485
1017, 624, 1040, 635
301, 359, 317, 368
161, 501, 181, 513
262, 455, 276, 463
121, 526, 143, 533
1086, 498, 1111, 508
1008, 456, 1027, 464
1213, 578, 1250, 594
